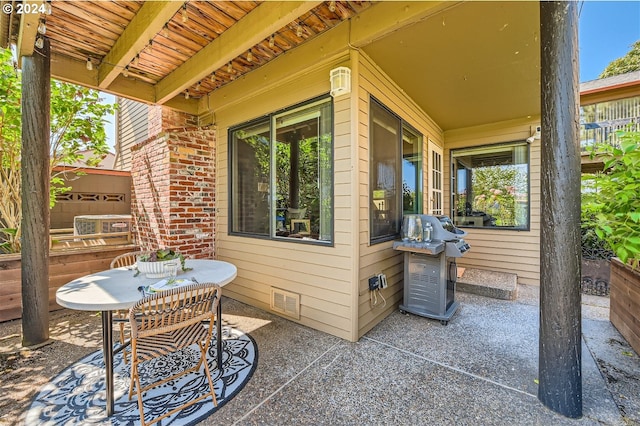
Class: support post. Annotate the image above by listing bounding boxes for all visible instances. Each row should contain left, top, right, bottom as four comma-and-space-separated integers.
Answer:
21, 37, 51, 346
539, 2, 582, 418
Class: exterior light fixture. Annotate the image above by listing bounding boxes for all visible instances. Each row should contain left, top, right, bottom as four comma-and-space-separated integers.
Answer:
247, 49, 253, 62
227, 62, 233, 73
122, 66, 129, 78
268, 34, 275, 48
329, 1, 336, 12
162, 24, 169, 38
86, 57, 93, 71
35, 37, 44, 49
37, 20, 46, 35
185, 90, 190, 100
195, 81, 201, 91
330, 67, 351, 97
296, 23, 303, 38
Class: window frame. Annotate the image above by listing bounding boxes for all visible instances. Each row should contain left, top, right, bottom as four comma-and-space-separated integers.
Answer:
228, 95, 335, 246
450, 140, 531, 231
369, 97, 424, 245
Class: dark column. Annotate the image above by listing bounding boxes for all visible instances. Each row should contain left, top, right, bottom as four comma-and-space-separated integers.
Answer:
288, 132, 300, 209
21, 38, 51, 346
539, 2, 582, 418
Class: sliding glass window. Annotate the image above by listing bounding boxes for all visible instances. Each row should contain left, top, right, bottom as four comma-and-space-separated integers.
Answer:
230, 97, 333, 243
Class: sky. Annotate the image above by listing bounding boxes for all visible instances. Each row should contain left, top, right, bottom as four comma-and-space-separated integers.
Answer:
578, 1, 640, 82
102, 1, 640, 150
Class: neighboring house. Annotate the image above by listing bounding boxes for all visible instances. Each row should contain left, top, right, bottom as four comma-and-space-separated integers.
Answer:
579, 71, 640, 173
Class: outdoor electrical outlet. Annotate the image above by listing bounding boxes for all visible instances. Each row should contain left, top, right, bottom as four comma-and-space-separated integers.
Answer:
378, 273, 388, 289
368, 276, 379, 291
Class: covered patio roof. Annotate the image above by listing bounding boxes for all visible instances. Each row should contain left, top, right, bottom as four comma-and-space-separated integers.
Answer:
0, 0, 540, 131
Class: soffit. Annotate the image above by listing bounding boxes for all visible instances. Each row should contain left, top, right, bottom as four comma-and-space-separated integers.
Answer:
362, 1, 541, 131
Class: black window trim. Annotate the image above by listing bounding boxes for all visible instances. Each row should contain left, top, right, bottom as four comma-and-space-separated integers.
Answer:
450, 139, 531, 232
227, 94, 335, 246
369, 96, 425, 245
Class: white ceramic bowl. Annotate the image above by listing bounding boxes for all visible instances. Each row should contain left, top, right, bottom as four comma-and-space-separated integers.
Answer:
136, 259, 180, 278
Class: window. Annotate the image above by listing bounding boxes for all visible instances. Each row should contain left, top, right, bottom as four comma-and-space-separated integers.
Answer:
370, 98, 422, 243
402, 125, 422, 214
451, 142, 529, 230
229, 97, 333, 243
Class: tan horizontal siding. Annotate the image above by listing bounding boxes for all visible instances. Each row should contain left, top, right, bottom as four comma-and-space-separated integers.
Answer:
214, 54, 356, 340
356, 52, 445, 339
444, 116, 542, 286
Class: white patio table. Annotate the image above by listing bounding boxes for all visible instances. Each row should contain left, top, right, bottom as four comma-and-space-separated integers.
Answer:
55, 259, 237, 417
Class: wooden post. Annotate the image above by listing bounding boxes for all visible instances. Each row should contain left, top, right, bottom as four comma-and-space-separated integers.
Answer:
21, 37, 51, 346
539, 2, 582, 418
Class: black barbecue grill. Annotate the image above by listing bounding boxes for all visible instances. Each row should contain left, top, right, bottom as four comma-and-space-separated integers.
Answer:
393, 215, 471, 324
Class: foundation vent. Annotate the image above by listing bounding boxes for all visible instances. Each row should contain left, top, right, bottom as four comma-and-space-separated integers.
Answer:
270, 288, 300, 320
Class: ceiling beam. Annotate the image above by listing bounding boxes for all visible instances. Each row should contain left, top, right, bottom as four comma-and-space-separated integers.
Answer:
17, 11, 39, 59
155, 0, 322, 104
98, 1, 182, 90
51, 52, 198, 114
0, 2, 11, 49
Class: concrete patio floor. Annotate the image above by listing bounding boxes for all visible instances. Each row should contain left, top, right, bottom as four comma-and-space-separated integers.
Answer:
1, 285, 639, 425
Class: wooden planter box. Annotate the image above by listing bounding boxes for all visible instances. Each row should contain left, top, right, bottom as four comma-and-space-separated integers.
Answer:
0, 246, 136, 323
610, 258, 640, 354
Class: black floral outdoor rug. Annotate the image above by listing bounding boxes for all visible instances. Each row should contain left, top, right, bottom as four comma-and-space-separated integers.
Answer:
25, 326, 257, 425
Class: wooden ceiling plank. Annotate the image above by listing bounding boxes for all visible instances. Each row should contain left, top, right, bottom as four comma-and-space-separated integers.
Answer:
155, 0, 323, 104
17, 11, 40, 59
210, 1, 258, 21
98, 1, 183, 90
52, 2, 130, 34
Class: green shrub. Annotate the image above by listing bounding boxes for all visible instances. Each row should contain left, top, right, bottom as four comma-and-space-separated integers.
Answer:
582, 130, 640, 268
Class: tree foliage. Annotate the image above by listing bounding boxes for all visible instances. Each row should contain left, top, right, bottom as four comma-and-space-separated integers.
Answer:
0, 47, 115, 253
582, 131, 640, 268
599, 40, 640, 78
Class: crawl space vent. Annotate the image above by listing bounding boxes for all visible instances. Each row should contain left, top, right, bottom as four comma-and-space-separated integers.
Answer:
270, 288, 300, 320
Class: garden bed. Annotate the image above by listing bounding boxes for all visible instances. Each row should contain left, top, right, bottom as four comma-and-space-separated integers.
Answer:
0, 245, 136, 322
610, 258, 640, 354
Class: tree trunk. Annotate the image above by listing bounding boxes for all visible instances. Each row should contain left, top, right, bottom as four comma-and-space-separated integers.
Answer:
538, 1, 582, 418
21, 38, 51, 346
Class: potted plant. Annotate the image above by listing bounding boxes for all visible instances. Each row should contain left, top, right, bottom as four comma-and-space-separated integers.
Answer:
135, 249, 191, 278
582, 130, 640, 353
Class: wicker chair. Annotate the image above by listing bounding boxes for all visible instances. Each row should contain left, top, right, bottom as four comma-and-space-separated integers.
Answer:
110, 251, 152, 269
128, 283, 221, 426
110, 251, 152, 363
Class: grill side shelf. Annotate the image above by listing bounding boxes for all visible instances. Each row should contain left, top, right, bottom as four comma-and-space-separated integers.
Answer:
392, 241, 445, 256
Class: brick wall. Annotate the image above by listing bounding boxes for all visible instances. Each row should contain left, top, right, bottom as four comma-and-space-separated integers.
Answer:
132, 110, 216, 259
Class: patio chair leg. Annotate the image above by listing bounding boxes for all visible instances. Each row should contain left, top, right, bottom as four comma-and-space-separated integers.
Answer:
119, 322, 128, 364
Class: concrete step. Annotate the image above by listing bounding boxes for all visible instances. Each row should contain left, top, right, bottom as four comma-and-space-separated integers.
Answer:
457, 267, 518, 300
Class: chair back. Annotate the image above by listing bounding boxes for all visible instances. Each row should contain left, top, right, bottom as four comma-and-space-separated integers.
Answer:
110, 251, 153, 269
128, 283, 221, 360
